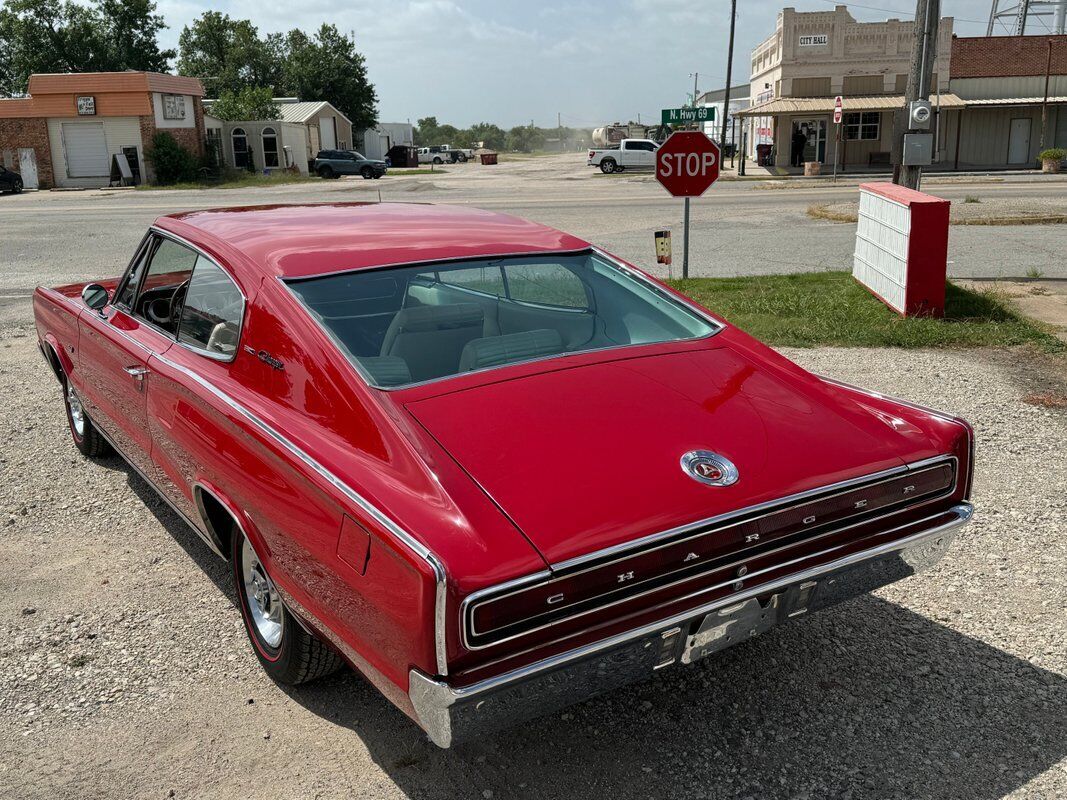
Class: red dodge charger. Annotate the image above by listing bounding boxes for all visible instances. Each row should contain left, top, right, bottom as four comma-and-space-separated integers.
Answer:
33, 203, 974, 746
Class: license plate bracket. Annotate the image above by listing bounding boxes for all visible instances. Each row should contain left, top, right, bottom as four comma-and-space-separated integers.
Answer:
681, 580, 819, 664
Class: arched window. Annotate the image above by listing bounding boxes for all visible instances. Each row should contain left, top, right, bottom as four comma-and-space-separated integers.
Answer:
261, 126, 279, 168
232, 128, 248, 169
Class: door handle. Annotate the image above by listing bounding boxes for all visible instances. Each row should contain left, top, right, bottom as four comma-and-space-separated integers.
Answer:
123, 365, 150, 381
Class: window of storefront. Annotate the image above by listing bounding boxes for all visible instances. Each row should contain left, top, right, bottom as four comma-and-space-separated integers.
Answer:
232, 128, 249, 168
262, 127, 279, 168
844, 112, 880, 141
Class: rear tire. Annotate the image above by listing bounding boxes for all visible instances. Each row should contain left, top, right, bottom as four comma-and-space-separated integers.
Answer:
63, 379, 111, 458
433, 157, 443, 165
600, 159, 616, 174
12, 177, 23, 193
457, 153, 468, 163
318, 165, 334, 179
233, 530, 343, 685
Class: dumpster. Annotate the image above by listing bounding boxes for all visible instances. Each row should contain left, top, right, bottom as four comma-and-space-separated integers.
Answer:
480, 152, 498, 165
386, 145, 419, 168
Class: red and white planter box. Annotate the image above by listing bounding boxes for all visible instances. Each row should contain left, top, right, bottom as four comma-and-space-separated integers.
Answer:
852, 181, 950, 317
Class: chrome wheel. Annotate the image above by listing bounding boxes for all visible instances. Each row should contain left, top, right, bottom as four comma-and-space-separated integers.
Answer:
67, 384, 85, 437
241, 538, 283, 648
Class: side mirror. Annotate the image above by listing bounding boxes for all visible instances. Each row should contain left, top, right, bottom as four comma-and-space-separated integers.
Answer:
81, 283, 109, 311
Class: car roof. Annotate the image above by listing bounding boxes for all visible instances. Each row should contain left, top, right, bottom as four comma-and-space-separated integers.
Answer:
154, 203, 591, 280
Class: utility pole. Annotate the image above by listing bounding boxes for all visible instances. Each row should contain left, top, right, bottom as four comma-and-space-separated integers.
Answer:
720, 0, 737, 149
1040, 39, 1053, 153
894, 0, 940, 189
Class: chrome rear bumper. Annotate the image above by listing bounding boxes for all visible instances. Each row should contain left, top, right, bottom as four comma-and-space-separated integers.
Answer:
409, 503, 972, 748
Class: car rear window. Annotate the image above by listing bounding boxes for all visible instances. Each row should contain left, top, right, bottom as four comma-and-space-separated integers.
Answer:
287, 251, 719, 388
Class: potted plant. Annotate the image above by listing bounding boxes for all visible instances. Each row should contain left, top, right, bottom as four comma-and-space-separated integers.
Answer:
1039, 148, 1065, 174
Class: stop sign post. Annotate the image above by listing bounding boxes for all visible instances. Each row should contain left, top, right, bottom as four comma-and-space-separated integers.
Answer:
655, 132, 721, 278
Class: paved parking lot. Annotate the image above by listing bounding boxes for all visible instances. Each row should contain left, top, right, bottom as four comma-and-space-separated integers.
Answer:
1, 159, 1065, 798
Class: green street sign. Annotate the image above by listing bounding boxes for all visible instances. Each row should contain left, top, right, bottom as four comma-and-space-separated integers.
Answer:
661, 106, 715, 125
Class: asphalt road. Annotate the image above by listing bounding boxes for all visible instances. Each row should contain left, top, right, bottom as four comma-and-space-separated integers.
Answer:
1, 154, 1066, 307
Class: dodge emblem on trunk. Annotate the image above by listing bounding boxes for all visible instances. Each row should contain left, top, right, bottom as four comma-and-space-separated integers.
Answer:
681, 450, 739, 487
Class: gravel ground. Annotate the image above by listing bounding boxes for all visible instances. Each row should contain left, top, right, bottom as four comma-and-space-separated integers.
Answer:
1, 316, 1065, 798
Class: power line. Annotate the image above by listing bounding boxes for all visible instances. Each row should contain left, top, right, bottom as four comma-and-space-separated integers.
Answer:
812, 0, 987, 25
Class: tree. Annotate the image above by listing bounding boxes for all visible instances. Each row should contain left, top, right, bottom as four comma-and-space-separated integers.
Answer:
466, 122, 506, 150
506, 124, 544, 153
278, 25, 376, 130
176, 12, 278, 99
414, 117, 440, 146
0, 0, 174, 96
209, 86, 279, 121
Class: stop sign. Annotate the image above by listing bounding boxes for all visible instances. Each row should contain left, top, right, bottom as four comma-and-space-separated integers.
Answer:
655, 131, 721, 197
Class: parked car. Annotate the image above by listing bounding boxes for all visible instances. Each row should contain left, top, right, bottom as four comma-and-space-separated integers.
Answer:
587, 138, 659, 173
435, 144, 473, 163
310, 150, 386, 179
33, 203, 975, 748
0, 165, 24, 193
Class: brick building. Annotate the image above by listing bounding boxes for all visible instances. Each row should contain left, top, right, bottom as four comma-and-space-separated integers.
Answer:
736, 6, 1067, 172
947, 35, 1067, 167
0, 72, 205, 188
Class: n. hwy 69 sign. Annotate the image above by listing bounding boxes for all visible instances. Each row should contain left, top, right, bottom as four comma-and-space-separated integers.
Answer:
655, 132, 721, 197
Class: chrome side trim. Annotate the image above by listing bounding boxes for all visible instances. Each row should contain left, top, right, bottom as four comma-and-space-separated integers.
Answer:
92, 423, 227, 560
410, 502, 973, 747
152, 351, 451, 676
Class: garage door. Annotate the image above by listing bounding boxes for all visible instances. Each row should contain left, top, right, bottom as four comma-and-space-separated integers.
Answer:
62, 123, 109, 178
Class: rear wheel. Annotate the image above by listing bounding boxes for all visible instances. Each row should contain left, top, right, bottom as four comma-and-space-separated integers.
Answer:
433, 157, 444, 165
11, 177, 22, 193
233, 530, 343, 684
317, 165, 334, 179
457, 153, 468, 163
63, 379, 111, 457
600, 159, 616, 174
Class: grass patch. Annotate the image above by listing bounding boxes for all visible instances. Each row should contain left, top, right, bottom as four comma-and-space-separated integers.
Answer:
964, 195, 981, 203
137, 172, 316, 191
807, 203, 858, 223
668, 271, 1065, 352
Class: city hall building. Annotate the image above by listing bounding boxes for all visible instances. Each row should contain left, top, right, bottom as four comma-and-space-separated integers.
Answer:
738, 5, 1067, 171
0, 71, 206, 189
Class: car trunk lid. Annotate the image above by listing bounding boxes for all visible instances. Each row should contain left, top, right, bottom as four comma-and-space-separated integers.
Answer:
405, 346, 928, 566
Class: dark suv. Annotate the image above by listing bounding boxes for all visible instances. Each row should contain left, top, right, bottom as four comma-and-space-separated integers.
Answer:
310, 150, 387, 180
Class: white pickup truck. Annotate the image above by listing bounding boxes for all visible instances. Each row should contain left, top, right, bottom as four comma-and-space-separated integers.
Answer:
587, 138, 659, 173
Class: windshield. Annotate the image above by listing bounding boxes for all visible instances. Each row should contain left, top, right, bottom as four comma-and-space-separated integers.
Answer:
287, 251, 719, 388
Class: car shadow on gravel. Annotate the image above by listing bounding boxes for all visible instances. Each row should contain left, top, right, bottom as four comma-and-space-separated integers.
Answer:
97, 455, 233, 594
283, 594, 1066, 800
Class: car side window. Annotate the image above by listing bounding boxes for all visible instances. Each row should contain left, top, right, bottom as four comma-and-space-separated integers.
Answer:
133, 237, 198, 335
433, 265, 506, 297
503, 262, 590, 309
177, 259, 244, 358
114, 239, 153, 309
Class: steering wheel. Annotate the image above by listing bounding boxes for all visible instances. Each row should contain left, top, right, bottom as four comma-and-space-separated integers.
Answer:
169, 279, 190, 325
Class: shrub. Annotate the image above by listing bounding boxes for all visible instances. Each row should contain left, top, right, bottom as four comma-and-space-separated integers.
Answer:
145, 132, 199, 184
1038, 148, 1066, 161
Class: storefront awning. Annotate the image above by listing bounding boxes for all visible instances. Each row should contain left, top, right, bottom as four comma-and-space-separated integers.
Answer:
736, 93, 966, 117
962, 95, 1067, 106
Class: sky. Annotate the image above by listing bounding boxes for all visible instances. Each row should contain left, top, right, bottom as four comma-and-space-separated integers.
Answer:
153, 1, 1008, 129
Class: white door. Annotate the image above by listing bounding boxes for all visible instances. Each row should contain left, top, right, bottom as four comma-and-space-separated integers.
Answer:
1007, 118, 1031, 165
18, 149, 39, 189
62, 123, 109, 177
320, 117, 337, 150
